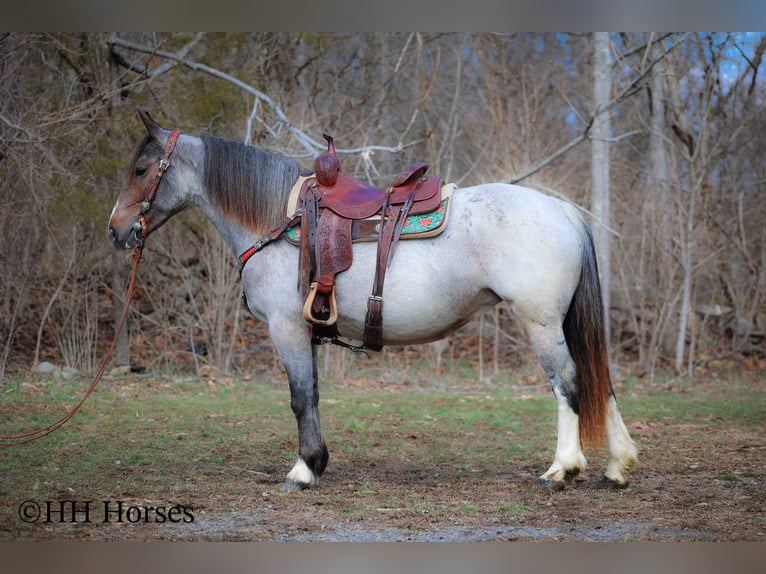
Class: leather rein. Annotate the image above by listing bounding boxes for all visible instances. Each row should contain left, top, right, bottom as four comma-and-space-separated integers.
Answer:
0, 131, 179, 446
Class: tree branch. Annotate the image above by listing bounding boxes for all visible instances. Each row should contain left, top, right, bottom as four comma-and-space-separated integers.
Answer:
506, 132, 587, 184
506, 33, 686, 184
107, 34, 424, 158
108, 35, 318, 149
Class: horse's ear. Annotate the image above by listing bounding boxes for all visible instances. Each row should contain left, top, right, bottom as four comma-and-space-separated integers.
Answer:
137, 109, 166, 141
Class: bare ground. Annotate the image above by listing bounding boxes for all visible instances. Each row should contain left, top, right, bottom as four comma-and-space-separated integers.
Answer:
3, 355, 764, 543
23, 402, 763, 542
164, 424, 765, 541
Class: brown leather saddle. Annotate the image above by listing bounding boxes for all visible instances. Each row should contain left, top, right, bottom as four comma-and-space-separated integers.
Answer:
298, 134, 443, 350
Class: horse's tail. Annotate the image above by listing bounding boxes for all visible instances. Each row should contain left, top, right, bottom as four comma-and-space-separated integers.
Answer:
560, 202, 612, 448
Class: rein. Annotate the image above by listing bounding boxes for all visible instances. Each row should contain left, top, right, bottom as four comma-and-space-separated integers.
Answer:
1, 246, 143, 446
1, 130, 180, 446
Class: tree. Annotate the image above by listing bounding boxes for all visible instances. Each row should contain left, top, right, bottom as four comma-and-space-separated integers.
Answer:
1, 33, 763, 382
591, 32, 612, 343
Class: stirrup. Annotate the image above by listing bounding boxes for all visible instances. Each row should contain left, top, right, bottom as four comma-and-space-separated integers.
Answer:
302, 282, 338, 326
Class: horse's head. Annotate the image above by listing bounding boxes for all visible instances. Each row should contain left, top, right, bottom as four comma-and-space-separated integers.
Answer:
108, 110, 188, 250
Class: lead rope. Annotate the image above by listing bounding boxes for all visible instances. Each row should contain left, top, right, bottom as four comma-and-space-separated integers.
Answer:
0, 245, 143, 446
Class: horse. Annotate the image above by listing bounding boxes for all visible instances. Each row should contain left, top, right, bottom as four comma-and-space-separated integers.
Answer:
108, 110, 638, 491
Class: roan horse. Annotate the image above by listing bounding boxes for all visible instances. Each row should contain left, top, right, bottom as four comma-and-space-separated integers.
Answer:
108, 111, 638, 491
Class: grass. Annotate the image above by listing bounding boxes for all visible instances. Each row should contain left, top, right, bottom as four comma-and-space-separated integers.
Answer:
619, 384, 765, 427
0, 369, 764, 540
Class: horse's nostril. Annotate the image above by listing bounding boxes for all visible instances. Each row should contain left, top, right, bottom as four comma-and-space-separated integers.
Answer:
108, 227, 116, 242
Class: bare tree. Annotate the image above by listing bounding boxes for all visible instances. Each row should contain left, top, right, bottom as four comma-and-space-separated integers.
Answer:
592, 32, 612, 343
2, 32, 763, 383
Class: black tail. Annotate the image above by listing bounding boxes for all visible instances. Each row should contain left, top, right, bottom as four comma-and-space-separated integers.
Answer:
562, 215, 612, 447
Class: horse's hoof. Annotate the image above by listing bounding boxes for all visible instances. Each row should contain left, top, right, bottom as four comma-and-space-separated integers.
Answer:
598, 476, 628, 490
281, 478, 311, 491
537, 477, 566, 491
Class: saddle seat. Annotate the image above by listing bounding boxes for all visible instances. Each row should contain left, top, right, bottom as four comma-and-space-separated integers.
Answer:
314, 163, 439, 220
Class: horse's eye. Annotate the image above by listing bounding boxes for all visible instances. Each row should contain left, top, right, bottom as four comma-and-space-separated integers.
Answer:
135, 166, 148, 177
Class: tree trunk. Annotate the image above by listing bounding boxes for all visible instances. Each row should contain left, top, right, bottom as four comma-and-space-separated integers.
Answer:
675, 167, 698, 375
646, 35, 675, 371
112, 254, 131, 367
109, 48, 131, 368
591, 32, 612, 344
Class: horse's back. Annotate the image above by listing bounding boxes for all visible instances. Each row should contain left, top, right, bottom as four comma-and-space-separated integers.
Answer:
325, 183, 584, 344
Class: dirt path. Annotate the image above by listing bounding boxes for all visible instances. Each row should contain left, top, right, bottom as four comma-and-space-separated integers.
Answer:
51, 421, 761, 542
4, 373, 763, 542
183, 450, 762, 542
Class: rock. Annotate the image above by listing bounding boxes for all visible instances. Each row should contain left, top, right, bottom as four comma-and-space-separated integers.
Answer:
34, 362, 80, 379
59, 366, 79, 378
110, 365, 132, 376
33, 361, 58, 374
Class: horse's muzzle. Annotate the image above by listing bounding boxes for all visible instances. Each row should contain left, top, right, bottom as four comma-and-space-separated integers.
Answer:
108, 224, 143, 250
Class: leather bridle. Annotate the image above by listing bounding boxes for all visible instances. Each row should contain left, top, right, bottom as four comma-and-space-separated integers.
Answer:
131, 130, 180, 246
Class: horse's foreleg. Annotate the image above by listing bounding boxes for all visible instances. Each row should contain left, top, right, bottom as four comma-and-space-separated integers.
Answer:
272, 327, 328, 490
526, 323, 587, 489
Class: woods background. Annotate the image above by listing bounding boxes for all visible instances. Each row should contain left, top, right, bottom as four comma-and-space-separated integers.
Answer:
1, 32, 764, 383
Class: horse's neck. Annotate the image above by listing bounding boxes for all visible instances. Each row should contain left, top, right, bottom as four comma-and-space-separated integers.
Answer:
167, 135, 242, 258
187, 134, 299, 260
194, 193, 261, 259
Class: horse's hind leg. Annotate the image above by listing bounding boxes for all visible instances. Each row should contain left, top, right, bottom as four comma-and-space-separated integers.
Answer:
602, 396, 638, 488
525, 322, 638, 489
524, 321, 587, 490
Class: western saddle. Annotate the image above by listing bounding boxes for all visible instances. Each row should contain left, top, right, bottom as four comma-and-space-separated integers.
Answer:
239, 134, 446, 351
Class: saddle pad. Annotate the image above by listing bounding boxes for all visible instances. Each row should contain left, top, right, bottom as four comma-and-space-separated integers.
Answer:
285, 183, 455, 246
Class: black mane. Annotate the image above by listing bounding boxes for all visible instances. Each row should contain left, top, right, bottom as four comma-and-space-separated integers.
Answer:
201, 134, 303, 234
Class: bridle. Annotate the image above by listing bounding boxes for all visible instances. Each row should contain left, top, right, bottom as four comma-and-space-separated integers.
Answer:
0, 130, 180, 446
131, 130, 180, 247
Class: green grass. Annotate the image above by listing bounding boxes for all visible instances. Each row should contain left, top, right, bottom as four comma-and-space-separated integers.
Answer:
1, 372, 764, 539
1, 378, 292, 502
618, 385, 766, 427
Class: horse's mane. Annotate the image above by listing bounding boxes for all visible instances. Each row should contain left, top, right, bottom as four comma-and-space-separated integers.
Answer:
201, 134, 303, 234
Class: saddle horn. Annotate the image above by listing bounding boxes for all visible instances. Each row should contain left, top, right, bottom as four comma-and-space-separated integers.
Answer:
314, 134, 340, 187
